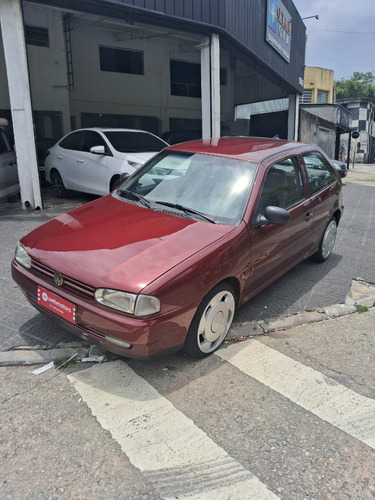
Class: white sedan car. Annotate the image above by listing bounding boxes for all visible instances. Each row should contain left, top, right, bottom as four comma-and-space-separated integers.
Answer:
44, 128, 168, 197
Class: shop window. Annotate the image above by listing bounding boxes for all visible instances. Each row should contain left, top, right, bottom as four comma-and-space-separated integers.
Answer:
99, 46, 144, 75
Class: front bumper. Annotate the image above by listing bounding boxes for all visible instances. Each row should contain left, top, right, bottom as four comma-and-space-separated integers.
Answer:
11, 260, 194, 358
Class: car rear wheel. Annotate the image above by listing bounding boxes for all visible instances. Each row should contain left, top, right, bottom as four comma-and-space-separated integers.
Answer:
51, 171, 67, 198
312, 218, 337, 262
184, 283, 236, 358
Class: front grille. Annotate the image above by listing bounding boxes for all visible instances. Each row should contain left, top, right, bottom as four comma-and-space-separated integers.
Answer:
31, 260, 95, 299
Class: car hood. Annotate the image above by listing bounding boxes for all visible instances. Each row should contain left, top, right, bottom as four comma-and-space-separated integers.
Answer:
21, 195, 235, 293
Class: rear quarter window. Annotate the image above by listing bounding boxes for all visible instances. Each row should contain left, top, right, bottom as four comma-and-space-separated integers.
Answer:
302, 153, 337, 195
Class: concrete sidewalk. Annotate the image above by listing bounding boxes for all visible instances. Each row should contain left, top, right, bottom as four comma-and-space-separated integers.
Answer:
1, 174, 374, 367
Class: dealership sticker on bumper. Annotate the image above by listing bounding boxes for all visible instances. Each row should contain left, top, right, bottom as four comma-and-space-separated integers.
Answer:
37, 286, 76, 324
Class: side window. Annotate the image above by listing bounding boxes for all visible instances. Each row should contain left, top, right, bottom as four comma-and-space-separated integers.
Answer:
258, 157, 305, 212
302, 153, 336, 195
82, 131, 107, 153
59, 131, 84, 151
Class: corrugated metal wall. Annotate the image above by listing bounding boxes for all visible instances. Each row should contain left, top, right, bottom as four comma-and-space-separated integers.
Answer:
117, 0, 225, 24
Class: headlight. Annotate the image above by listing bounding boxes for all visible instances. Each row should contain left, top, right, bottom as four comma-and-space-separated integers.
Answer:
95, 288, 160, 316
15, 242, 31, 269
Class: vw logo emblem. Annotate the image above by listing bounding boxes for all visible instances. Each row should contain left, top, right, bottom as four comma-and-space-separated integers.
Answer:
53, 271, 64, 287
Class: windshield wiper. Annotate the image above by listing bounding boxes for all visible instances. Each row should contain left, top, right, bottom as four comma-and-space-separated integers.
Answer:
155, 201, 216, 224
117, 189, 152, 208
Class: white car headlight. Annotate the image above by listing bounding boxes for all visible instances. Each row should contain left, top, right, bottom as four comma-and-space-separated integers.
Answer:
15, 242, 31, 269
95, 288, 160, 316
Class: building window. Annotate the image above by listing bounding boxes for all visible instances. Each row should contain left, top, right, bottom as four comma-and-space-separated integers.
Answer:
317, 90, 329, 104
299, 89, 313, 104
170, 61, 201, 98
25, 25, 49, 47
170, 60, 227, 98
358, 119, 367, 131
99, 46, 144, 75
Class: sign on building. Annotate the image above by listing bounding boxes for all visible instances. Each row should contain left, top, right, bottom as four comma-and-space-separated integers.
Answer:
266, 0, 292, 63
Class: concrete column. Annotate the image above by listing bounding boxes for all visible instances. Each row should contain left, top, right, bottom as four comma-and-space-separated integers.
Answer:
0, 0, 42, 209
210, 33, 221, 138
200, 37, 211, 139
288, 93, 299, 141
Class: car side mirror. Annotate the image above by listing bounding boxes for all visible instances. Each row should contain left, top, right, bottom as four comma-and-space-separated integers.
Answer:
253, 206, 291, 228
90, 145, 106, 155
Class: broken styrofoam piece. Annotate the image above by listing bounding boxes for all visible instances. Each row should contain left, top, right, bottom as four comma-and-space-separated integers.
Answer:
31, 361, 54, 375
81, 355, 104, 363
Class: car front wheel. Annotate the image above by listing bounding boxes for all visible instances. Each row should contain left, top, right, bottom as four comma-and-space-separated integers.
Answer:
312, 217, 337, 262
184, 283, 236, 358
51, 171, 67, 198
110, 176, 122, 192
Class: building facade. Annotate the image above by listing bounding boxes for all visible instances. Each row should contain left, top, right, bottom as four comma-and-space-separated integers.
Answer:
300, 67, 334, 105
337, 99, 375, 163
0, 0, 307, 208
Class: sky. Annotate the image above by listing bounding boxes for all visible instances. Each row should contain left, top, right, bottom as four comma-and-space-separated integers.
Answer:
291, 0, 375, 81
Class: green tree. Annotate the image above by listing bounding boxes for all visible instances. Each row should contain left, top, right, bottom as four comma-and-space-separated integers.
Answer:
335, 71, 375, 100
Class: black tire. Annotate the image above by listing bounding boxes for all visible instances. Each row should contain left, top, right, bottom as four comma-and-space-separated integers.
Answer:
311, 217, 337, 263
184, 283, 236, 358
51, 171, 67, 198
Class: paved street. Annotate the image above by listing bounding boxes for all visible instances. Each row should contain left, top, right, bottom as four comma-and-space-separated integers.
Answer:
1, 166, 375, 498
1, 309, 375, 498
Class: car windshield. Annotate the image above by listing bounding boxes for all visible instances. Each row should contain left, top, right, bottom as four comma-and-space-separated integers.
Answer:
103, 131, 167, 153
116, 151, 256, 225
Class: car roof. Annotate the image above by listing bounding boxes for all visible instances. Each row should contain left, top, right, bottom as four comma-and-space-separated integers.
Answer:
167, 136, 313, 163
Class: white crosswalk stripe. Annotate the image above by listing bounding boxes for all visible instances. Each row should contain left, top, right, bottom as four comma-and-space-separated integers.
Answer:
217, 339, 375, 450
67, 338, 375, 498
68, 361, 279, 500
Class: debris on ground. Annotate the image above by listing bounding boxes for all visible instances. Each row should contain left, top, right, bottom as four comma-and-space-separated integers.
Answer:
31, 361, 54, 375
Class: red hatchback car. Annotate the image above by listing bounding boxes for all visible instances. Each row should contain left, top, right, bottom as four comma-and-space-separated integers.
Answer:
12, 138, 343, 359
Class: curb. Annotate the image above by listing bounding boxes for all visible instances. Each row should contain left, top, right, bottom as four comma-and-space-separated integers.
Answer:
229, 277, 375, 338
0, 347, 91, 367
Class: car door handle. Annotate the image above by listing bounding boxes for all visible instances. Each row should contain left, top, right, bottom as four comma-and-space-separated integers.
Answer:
304, 212, 313, 221
76, 160, 84, 163
57, 155, 63, 159
8, 160, 17, 166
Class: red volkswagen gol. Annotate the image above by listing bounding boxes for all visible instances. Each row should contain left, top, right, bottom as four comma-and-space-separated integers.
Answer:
12, 138, 343, 359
